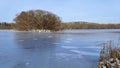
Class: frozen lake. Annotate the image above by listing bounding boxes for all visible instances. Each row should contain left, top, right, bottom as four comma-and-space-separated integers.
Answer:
0, 29, 120, 68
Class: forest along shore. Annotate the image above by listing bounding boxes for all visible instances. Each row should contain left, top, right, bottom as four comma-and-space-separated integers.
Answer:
98, 41, 120, 68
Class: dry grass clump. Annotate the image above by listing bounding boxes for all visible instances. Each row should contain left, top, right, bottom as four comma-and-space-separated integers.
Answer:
98, 40, 120, 68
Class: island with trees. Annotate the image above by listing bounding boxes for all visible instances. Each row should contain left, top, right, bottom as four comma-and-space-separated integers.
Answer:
13, 10, 61, 31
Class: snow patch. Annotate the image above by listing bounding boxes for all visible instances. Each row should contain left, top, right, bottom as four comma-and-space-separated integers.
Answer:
66, 39, 73, 41
70, 50, 81, 54
56, 53, 82, 60
80, 51, 99, 56
18, 40, 24, 42
61, 46, 78, 49
33, 38, 38, 40
48, 36, 53, 38
70, 49, 99, 56
52, 43, 60, 45
64, 41, 71, 43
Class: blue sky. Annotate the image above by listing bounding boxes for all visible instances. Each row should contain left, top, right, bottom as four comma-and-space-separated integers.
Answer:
0, 0, 120, 23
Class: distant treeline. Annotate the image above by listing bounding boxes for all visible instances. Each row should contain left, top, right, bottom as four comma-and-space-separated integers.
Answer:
61, 22, 120, 30
0, 22, 13, 29
1, 21, 120, 30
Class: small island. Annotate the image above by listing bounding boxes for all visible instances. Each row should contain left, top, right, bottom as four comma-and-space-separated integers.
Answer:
13, 10, 61, 32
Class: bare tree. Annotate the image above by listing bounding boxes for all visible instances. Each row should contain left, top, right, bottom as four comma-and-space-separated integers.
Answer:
14, 10, 61, 31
